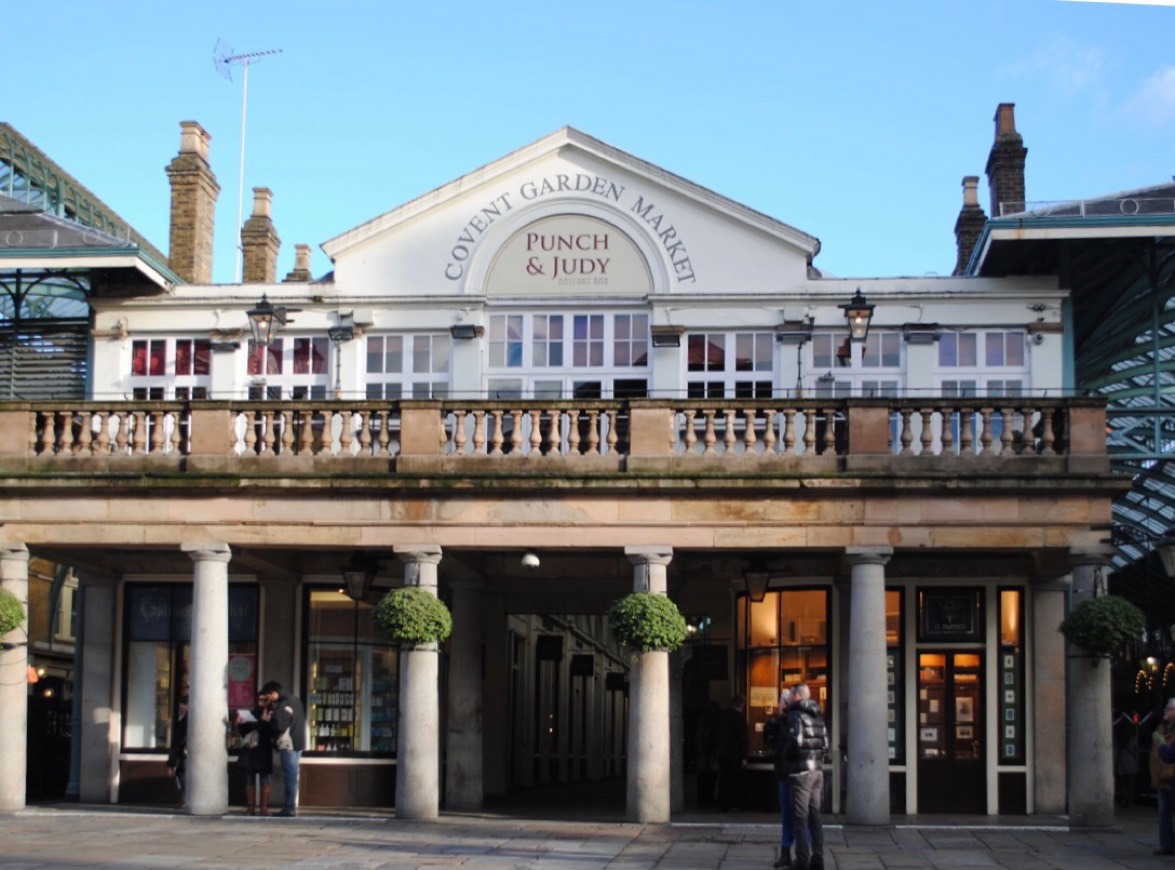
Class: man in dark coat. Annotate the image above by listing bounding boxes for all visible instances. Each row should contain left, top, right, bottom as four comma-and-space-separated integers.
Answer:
779, 684, 828, 870
262, 680, 307, 817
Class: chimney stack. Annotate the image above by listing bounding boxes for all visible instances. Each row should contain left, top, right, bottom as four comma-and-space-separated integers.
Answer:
241, 187, 281, 283
166, 121, 220, 284
283, 243, 314, 283
953, 176, 987, 276
985, 103, 1027, 217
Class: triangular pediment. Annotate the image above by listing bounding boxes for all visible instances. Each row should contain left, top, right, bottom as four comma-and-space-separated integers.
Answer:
321, 127, 820, 297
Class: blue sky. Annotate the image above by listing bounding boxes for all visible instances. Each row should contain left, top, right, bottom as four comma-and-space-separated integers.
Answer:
7, 1, 1173, 283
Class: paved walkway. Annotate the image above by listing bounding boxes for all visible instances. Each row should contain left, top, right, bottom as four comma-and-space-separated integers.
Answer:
0, 804, 1169, 869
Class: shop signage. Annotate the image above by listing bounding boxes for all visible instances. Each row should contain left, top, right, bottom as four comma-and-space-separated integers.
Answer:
918, 588, 983, 642
443, 172, 696, 285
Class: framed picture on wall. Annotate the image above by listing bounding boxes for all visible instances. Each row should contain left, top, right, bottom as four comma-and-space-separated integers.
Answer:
957, 725, 973, 740
919, 727, 938, 742
956, 697, 974, 723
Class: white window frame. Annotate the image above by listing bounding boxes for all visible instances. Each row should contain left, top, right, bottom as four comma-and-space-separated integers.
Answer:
364, 332, 451, 399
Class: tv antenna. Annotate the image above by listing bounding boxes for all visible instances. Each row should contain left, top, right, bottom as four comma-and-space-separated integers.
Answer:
213, 38, 283, 283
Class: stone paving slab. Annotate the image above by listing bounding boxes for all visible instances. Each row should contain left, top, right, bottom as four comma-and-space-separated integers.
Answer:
0, 806, 1169, 869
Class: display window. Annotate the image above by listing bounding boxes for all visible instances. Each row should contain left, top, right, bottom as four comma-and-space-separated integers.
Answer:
736, 588, 831, 755
122, 583, 258, 750
304, 589, 398, 755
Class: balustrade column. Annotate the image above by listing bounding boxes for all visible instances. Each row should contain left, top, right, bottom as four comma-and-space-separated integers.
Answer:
0, 544, 30, 811
845, 547, 892, 825
624, 546, 674, 823
445, 578, 485, 811
181, 542, 232, 816
394, 544, 443, 820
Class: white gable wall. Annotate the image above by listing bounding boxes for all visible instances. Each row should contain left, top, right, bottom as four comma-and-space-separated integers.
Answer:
328, 146, 815, 297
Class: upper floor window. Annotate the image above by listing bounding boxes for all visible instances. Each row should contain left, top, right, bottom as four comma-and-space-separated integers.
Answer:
688, 331, 773, 398
485, 312, 649, 399
365, 333, 450, 399
247, 337, 330, 400
130, 338, 211, 400
939, 331, 1025, 368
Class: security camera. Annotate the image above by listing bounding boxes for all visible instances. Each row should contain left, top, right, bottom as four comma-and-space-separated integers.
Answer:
1031, 332, 1045, 346
521, 551, 540, 572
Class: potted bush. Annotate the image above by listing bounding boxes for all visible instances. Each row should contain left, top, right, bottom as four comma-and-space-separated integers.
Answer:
0, 587, 24, 637
608, 592, 688, 652
1059, 594, 1145, 659
372, 587, 452, 646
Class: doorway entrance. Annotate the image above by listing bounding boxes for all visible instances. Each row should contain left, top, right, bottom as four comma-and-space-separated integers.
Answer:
916, 651, 985, 813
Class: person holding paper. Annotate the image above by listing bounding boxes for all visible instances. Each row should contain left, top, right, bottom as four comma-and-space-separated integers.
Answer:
234, 691, 275, 816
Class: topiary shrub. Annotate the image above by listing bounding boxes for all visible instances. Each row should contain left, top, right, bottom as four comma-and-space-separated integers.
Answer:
0, 588, 24, 636
372, 587, 452, 646
1059, 594, 1145, 657
608, 592, 688, 652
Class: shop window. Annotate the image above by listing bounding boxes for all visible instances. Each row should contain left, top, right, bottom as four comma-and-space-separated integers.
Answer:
886, 588, 904, 763
122, 584, 258, 750
736, 588, 831, 755
305, 589, 398, 755
999, 588, 1024, 764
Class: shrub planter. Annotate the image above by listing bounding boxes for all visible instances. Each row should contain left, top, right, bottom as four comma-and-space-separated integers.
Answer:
0, 588, 23, 637
608, 592, 687, 653
1059, 594, 1144, 661
373, 586, 452, 647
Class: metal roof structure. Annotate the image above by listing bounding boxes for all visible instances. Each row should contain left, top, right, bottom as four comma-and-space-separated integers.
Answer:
972, 182, 1175, 622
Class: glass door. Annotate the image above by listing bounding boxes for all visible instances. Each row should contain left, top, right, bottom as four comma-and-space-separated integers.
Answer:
916, 651, 985, 813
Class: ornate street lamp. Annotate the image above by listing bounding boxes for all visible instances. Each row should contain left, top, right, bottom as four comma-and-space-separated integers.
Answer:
340, 552, 379, 602
246, 294, 300, 347
840, 288, 875, 342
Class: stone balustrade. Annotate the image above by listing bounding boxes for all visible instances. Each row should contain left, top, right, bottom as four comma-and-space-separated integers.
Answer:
0, 397, 1107, 471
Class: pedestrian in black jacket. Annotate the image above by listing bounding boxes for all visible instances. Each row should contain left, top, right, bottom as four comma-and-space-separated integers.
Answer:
261, 680, 307, 817
779, 684, 828, 870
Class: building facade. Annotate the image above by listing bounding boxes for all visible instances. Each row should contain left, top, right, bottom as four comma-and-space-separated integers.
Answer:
0, 108, 1131, 821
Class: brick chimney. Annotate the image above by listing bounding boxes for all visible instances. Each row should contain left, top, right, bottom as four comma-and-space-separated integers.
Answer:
953, 176, 987, 276
240, 187, 281, 283
283, 243, 314, 282
165, 121, 220, 284
985, 103, 1027, 217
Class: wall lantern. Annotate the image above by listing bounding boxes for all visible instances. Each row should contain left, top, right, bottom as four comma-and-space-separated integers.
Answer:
742, 571, 770, 603
327, 324, 354, 344
650, 325, 685, 348
449, 323, 484, 340
246, 294, 300, 347
840, 288, 875, 342
340, 553, 379, 602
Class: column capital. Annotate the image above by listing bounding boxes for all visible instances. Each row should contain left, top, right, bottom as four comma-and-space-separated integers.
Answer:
181, 542, 232, 563
394, 545, 443, 566
1069, 544, 1116, 568
624, 547, 673, 568
845, 546, 893, 567
0, 543, 29, 562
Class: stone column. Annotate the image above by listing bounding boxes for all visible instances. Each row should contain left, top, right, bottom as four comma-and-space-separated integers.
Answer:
445, 578, 484, 811
394, 545, 443, 820
1031, 572, 1070, 814
845, 547, 892, 825
1067, 549, 1116, 827
76, 571, 118, 803
0, 544, 30, 811
182, 543, 232, 816
481, 592, 509, 797
624, 546, 674, 823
